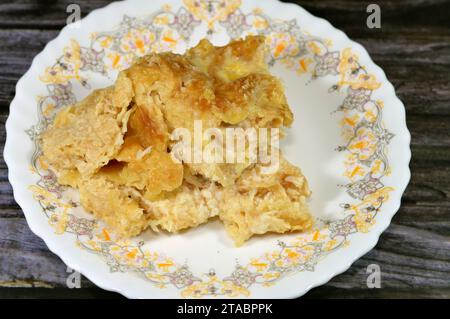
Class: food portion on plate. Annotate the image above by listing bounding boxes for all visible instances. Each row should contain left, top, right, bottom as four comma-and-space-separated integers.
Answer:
40, 36, 313, 246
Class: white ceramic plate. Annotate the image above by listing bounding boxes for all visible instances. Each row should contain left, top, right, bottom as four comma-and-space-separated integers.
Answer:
4, 0, 411, 299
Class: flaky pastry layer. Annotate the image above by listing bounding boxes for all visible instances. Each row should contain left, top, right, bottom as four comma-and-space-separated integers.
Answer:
40, 36, 313, 246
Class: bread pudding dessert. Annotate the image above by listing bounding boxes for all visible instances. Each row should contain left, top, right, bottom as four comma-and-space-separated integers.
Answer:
40, 36, 313, 246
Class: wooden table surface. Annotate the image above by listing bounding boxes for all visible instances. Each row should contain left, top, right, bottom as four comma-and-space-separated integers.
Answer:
0, 0, 449, 299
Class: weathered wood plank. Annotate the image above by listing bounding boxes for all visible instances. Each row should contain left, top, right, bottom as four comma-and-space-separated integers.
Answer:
0, 29, 58, 108
0, 0, 449, 299
0, 217, 95, 288
407, 115, 450, 147
0, 218, 448, 291
0, 286, 449, 299
293, 0, 450, 34
0, 0, 107, 29
0, 0, 448, 30
0, 287, 122, 299
306, 287, 450, 299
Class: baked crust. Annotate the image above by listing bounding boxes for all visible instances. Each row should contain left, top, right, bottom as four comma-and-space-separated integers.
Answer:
40, 36, 313, 245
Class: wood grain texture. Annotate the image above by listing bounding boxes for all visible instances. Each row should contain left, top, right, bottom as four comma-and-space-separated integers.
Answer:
0, 0, 449, 299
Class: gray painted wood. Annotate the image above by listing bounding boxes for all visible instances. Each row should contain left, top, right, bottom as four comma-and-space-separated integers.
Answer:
0, 0, 449, 298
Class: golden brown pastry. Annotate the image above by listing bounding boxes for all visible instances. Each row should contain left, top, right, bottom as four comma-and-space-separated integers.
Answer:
40, 36, 313, 245
41, 84, 133, 177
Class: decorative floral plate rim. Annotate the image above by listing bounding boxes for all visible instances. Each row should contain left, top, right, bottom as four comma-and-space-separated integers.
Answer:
4, 0, 411, 299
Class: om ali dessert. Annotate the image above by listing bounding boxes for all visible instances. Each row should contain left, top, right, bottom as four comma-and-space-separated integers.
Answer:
40, 36, 313, 246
